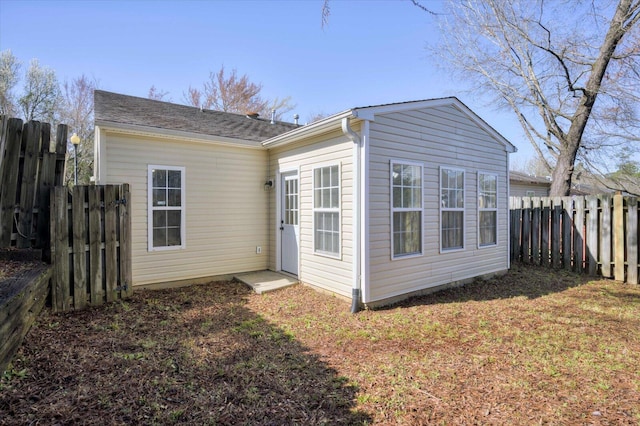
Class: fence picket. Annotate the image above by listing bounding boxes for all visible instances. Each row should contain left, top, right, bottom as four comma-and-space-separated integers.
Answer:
104, 185, 117, 303
626, 197, 638, 284
51, 187, 70, 313
613, 194, 624, 281
531, 197, 541, 265
522, 197, 532, 263
574, 197, 585, 273
88, 186, 103, 305
17, 121, 41, 248
541, 197, 551, 267
0, 119, 23, 247
551, 198, 561, 268
510, 197, 522, 262
600, 194, 612, 278
72, 185, 87, 309
586, 196, 599, 275
561, 197, 573, 269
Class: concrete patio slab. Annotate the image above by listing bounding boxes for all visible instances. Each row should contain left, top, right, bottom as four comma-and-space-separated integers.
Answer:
234, 271, 298, 294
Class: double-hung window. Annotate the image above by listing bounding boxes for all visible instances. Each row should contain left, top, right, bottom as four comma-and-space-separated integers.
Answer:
441, 167, 464, 251
391, 161, 422, 258
148, 165, 185, 251
313, 165, 340, 256
478, 173, 498, 247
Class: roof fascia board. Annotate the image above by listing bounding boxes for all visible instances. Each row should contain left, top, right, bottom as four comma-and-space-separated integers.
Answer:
95, 120, 264, 149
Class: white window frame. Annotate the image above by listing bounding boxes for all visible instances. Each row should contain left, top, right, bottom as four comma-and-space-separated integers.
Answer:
390, 160, 424, 260
147, 165, 186, 252
312, 163, 341, 258
478, 172, 498, 248
440, 166, 465, 252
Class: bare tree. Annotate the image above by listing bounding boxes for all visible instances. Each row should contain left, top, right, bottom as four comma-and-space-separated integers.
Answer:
0, 49, 21, 117
184, 65, 295, 120
59, 75, 98, 185
18, 59, 61, 123
148, 85, 171, 102
434, 0, 640, 195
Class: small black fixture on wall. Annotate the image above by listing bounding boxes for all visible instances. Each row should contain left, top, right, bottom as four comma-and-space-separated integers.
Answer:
264, 180, 274, 190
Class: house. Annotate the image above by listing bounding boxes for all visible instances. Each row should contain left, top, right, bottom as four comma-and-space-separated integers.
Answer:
94, 90, 516, 309
509, 171, 551, 197
509, 170, 613, 196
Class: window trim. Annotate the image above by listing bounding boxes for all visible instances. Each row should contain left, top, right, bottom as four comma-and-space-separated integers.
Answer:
312, 163, 341, 259
440, 166, 465, 253
478, 171, 498, 248
390, 160, 424, 260
147, 165, 186, 252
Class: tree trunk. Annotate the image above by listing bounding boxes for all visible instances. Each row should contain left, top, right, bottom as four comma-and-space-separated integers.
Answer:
548, 0, 637, 196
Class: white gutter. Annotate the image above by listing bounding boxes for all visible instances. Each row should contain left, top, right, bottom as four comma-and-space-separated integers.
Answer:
263, 108, 375, 149
342, 117, 363, 313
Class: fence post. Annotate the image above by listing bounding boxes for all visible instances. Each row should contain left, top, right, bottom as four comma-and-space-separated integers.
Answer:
119, 184, 133, 298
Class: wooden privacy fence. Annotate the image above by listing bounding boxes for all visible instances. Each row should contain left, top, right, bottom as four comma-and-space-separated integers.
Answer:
510, 194, 638, 284
0, 116, 67, 257
50, 184, 132, 312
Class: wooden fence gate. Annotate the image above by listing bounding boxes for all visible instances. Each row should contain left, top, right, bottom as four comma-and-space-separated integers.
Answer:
510, 194, 638, 284
0, 117, 67, 256
50, 184, 132, 312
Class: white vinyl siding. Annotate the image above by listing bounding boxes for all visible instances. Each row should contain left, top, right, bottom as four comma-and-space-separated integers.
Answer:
366, 104, 511, 304
313, 164, 340, 257
478, 172, 497, 247
440, 167, 465, 251
391, 161, 423, 258
268, 130, 354, 298
148, 165, 185, 251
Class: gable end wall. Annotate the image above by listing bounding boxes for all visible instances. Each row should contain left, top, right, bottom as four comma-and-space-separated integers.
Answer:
366, 105, 510, 303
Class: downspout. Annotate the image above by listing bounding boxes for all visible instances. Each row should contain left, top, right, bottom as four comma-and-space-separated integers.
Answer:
342, 117, 362, 313
507, 155, 511, 270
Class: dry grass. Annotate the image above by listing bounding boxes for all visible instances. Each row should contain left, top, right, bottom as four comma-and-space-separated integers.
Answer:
1, 264, 639, 425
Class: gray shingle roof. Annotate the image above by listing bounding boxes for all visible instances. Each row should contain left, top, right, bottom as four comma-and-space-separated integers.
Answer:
94, 90, 298, 143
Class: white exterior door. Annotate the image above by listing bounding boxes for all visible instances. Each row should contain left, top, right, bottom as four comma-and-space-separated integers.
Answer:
281, 172, 299, 275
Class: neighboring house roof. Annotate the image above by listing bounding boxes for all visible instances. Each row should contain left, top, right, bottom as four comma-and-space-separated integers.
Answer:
94, 90, 298, 145
263, 97, 517, 153
509, 171, 551, 186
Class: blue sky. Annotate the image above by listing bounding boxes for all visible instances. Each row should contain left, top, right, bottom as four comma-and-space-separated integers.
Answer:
0, 0, 532, 166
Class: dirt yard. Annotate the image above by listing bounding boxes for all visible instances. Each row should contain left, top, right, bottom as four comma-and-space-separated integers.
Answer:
1, 264, 639, 425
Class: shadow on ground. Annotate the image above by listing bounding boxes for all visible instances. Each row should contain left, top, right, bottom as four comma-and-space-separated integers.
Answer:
383, 263, 594, 310
0, 281, 371, 425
